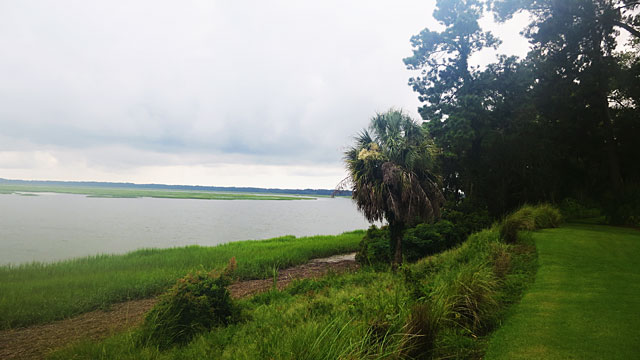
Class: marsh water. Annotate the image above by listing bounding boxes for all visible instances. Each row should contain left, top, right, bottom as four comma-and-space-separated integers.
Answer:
0, 193, 372, 266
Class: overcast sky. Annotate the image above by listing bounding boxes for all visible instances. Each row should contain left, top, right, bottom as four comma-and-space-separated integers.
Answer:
0, 1, 530, 189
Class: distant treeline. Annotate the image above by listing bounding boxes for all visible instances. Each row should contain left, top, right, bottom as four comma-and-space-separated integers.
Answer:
0, 178, 351, 197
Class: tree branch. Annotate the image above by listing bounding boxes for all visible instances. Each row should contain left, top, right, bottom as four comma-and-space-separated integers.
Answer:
613, 19, 640, 38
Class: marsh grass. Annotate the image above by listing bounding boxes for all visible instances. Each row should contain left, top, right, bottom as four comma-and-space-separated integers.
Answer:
0, 184, 314, 200
0, 231, 364, 329
48, 207, 550, 359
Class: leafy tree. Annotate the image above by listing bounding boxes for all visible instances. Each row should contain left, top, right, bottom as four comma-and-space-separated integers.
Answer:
403, 0, 513, 213
406, 0, 640, 216
342, 110, 444, 267
491, 0, 640, 192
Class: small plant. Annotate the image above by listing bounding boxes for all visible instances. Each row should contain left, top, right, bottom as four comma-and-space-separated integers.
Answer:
402, 302, 441, 358
444, 263, 498, 333
138, 259, 240, 349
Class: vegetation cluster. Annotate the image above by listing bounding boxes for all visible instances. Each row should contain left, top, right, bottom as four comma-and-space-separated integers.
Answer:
49, 204, 549, 359
0, 231, 363, 329
399, 0, 640, 226
356, 204, 492, 265
139, 264, 241, 349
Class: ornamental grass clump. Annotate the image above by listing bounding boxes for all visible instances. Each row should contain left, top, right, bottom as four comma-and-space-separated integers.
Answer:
500, 204, 562, 243
138, 258, 240, 349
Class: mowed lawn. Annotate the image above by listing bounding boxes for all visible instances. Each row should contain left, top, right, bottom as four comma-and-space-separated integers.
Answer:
486, 224, 640, 359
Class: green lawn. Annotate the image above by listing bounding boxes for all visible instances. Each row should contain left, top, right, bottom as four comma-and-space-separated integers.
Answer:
0, 184, 314, 200
0, 231, 363, 329
486, 224, 640, 359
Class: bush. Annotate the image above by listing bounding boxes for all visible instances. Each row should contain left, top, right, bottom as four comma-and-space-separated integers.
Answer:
403, 223, 446, 263
138, 266, 240, 349
441, 207, 492, 240
355, 225, 391, 266
559, 198, 601, 220
531, 204, 563, 229
499, 204, 563, 243
356, 206, 493, 266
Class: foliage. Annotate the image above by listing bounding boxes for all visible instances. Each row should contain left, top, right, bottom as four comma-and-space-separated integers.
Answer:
356, 205, 492, 266
49, 212, 539, 360
499, 204, 562, 243
343, 109, 444, 266
355, 226, 391, 266
403, 220, 457, 262
405, 0, 640, 217
0, 230, 364, 329
441, 203, 493, 240
559, 198, 601, 220
138, 267, 240, 349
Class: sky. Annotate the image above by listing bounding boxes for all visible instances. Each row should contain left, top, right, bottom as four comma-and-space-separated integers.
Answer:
0, 1, 530, 189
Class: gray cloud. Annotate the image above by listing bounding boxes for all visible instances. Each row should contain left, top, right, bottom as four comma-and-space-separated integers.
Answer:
0, 1, 528, 187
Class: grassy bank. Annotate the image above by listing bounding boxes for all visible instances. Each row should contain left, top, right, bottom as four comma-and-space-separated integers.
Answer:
49, 224, 539, 359
0, 231, 364, 329
485, 224, 640, 359
0, 185, 314, 200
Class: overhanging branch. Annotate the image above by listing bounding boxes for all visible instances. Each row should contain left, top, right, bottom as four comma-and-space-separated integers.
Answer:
614, 20, 640, 39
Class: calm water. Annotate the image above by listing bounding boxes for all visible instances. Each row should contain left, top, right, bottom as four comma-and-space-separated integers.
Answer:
0, 193, 372, 266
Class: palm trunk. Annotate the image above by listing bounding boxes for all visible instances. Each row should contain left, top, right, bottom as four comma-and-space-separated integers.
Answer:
390, 222, 404, 270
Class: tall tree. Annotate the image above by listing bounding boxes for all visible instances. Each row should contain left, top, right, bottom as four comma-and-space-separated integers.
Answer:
491, 0, 640, 192
407, 0, 640, 216
404, 0, 504, 210
343, 110, 444, 267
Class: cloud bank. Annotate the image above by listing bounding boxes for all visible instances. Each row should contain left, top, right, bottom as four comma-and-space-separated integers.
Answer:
0, 1, 528, 188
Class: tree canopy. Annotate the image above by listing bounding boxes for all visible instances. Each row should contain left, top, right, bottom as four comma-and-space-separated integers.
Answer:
405, 0, 640, 219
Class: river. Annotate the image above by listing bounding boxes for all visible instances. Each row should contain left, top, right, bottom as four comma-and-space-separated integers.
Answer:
0, 193, 371, 265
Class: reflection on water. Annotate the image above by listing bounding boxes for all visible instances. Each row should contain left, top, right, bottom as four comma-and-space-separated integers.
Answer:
0, 193, 371, 265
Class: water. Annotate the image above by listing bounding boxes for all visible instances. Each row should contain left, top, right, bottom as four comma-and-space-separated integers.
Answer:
0, 193, 372, 266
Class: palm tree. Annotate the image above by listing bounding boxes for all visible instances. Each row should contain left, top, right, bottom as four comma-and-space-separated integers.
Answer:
342, 110, 444, 267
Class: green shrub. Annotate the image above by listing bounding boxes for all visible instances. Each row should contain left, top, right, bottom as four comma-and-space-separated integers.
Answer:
403, 222, 448, 262
357, 218, 479, 265
138, 267, 240, 349
500, 204, 562, 243
559, 198, 601, 220
355, 225, 391, 266
531, 203, 563, 228
441, 207, 492, 240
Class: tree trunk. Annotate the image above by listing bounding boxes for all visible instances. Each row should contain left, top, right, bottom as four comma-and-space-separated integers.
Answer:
390, 222, 404, 270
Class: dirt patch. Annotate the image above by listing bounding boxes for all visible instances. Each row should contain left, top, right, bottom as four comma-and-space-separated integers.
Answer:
0, 253, 357, 360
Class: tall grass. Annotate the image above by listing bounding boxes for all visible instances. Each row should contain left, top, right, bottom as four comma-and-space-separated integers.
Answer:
0, 231, 364, 329
47, 205, 554, 359
500, 203, 562, 243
